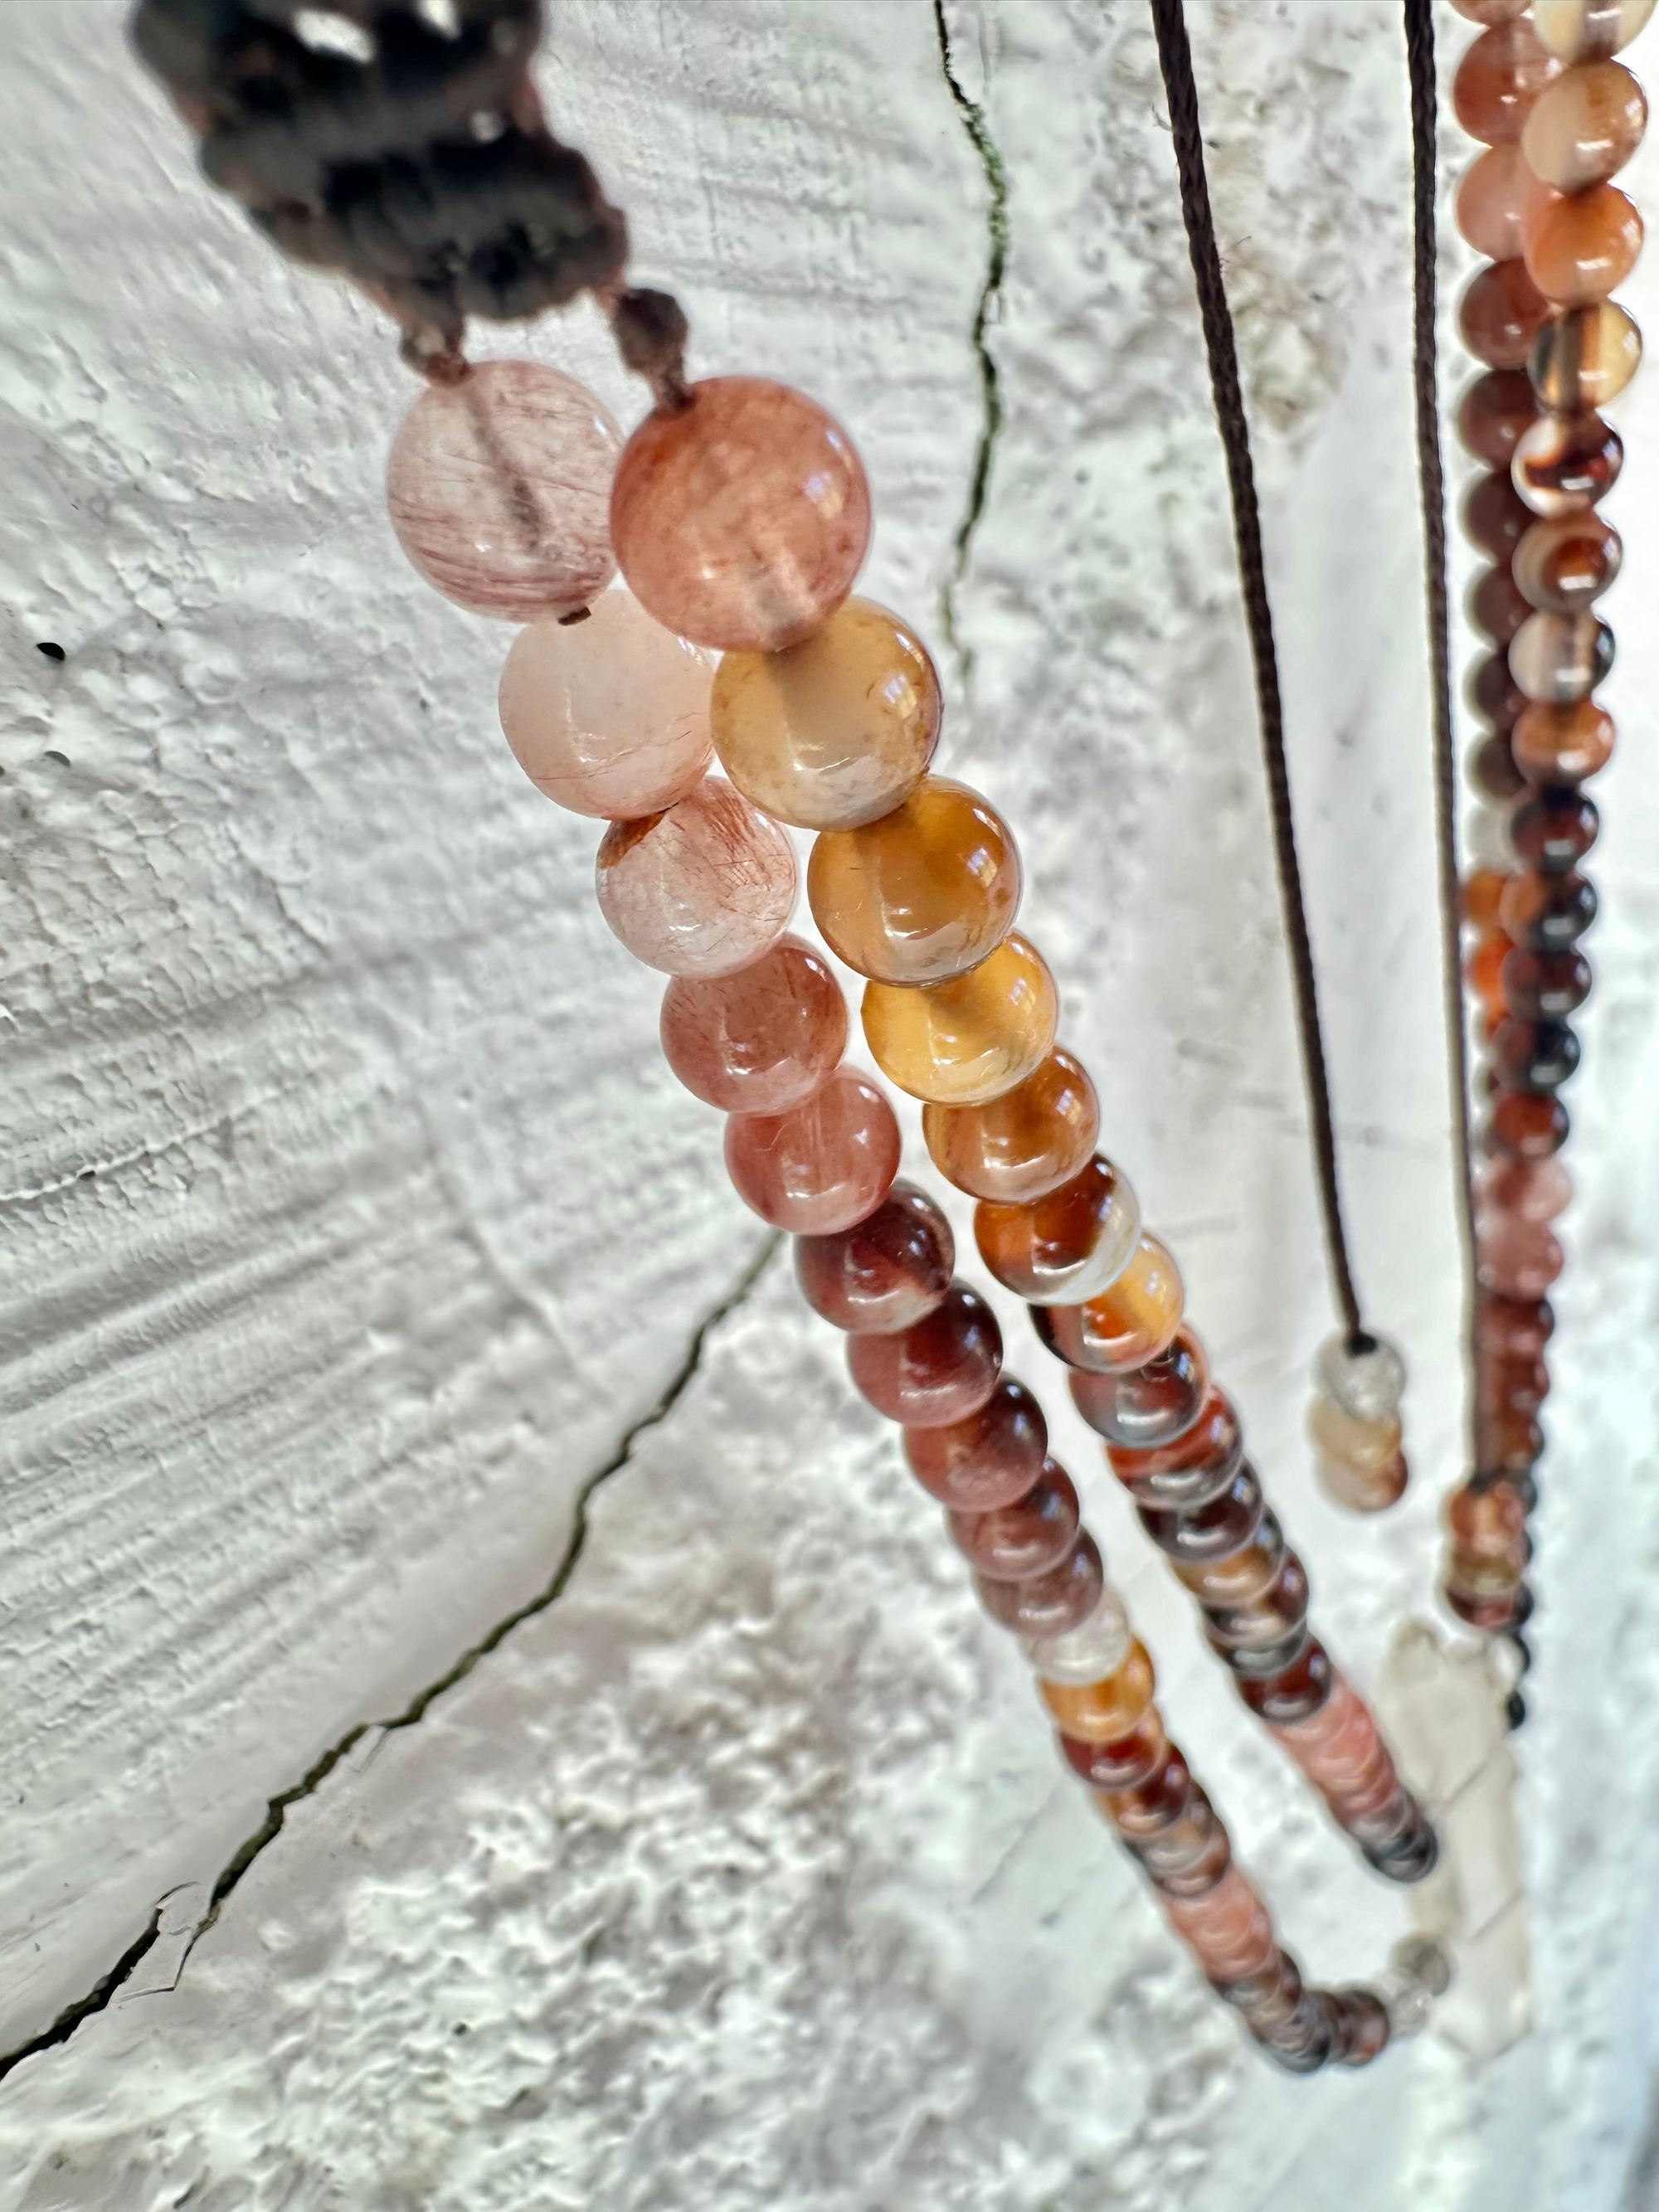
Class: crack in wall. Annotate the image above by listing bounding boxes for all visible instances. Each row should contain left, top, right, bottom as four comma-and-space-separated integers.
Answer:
931, 0, 1010, 695
0, 1231, 779, 2087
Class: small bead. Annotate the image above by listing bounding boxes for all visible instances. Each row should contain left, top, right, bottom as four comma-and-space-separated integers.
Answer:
1472, 728, 1529, 800
1321, 1448, 1409, 1514
1522, 60, 1647, 189
1314, 1332, 1408, 1422
499, 592, 713, 819
1479, 1348, 1552, 1412
1106, 1388, 1246, 1510
1467, 927, 1513, 1018
975, 1155, 1141, 1305
1062, 1715, 1168, 1791
1456, 143, 1559, 258
950, 1458, 1081, 1581
711, 597, 941, 830
1453, 20, 1561, 143
1509, 609, 1614, 701
660, 934, 846, 1111
1332, 1991, 1393, 2069
1499, 866, 1598, 946
1039, 1640, 1156, 1743
1524, 182, 1643, 304
1486, 1087, 1571, 1159
1482, 1155, 1574, 1218
1165, 1868, 1277, 1983
1468, 648, 1528, 731
1238, 1638, 1335, 1725
1470, 563, 1534, 641
610, 377, 872, 652
387, 361, 620, 620
596, 779, 796, 977
1203, 1555, 1312, 1659
1459, 258, 1551, 367
809, 777, 1021, 985
922, 1048, 1099, 1203
1066, 1327, 1211, 1450
795, 1183, 954, 1334
1530, 299, 1643, 410
1477, 1211, 1567, 1296
975, 1532, 1104, 1637
1033, 1233, 1185, 1373
1477, 1291, 1556, 1355
848, 1284, 1001, 1427
1172, 1511, 1287, 1605
1464, 468, 1537, 556
904, 1378, 1048, 1510
1512, 698, 1616, 780
1107, 1745, 1195, 1837
1533, 0, 1657, 62
1458, 367, 1540, 465
1502, 944, 1593, 1016
1512, 407, 1624, 514
1138, 1466, 1265, 1564
862, 932, 1058, 1106
1513, 511, 1623, 611
1491, 1014, 1581, 1089
1393, 1934, 1455, 1999
1309, 1397, 1404, 1471
1026, 1585, 1132, 1685
1447, 1481, 1531, 1557
725, 1067, 900, 1232
1465, 868, 1511, 931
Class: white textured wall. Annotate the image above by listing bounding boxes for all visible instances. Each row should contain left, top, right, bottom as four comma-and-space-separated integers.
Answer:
4, 1, 1659, 2204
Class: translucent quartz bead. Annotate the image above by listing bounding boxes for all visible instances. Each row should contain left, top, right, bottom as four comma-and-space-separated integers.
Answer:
1025, 1584, 1131, 1685
848, 1284, 1001, 1427
1456, 144, 1557, 258
795, 1183, 954, 1334
1486, 1088, 1570, 1159
1534, 0, 1657, 61
596, 778, 796, 977
1509, 609, 1614, 701
948, 1458, 1080, 1581
724, 1067, 900, 1233
609, 377, 872, 653
863, 932, 1058, 1105
922, 1048, 1099, 1203
974, 1154, 1141, 1306
711, 597, 941, 831
660, 934, 845, 1111
975, 1532, 1104, 1637
1499, 865, 1598, 946
1465, 467, 1536, 556
1514, 510, 1623, 610
1477, 1213, 1566, 1296
1521, 60, 1647, 188
1453, 20, 1561, 142
1106, 1389, 1246, 1511
387, 361, 620, 620
1491, 1013, 1581, 1088
1067, 1327, 1210, 1449
1315, 1332, 1408, 1422
1524, 183, 1643, 304
1470, 563, 1533, 642
1458, 259, 1550, 365
1532, 299, 1643, 411
1512, 698, 1616, 780
905, 1378, 1048, 1510
499, 591, 713, 819
1039, 1640, 1156, 1744
1033, 1232, 1185, 1373
1458, 368, 1539, 464
1512, 407, 1624, 513
1503, 944, 1593, 1015
1482, 1155, 1574, 1219
808, 777, 1021, 984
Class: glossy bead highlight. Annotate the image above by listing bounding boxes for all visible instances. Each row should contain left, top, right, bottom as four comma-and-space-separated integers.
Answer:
660, 934, 846, 1111
596, 778, 797, 976
1521, 60, 1647, 189
975, 1155, 1141, 1305
922, 1048, 1099, 1203
795, 1183, 954, 1334
724, 1067, 900, 1232
863, 932, 1058, 1105
848, 1284, 1002, 1427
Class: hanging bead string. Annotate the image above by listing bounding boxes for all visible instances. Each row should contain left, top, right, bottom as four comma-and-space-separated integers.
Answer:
1441, 0, 1649, 1706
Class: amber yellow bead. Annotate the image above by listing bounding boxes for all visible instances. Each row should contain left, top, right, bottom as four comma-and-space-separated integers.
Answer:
1034, 1233, 1185, 1374
863, 931, 1058, 1105
810, 776, 1020, 984
711, 597, 941, 831
923, 1048, 1100, 1203
1040, 1640, 1157, 1743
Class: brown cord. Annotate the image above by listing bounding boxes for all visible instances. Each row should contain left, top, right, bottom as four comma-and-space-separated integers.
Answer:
1147, 0, 1368, 1350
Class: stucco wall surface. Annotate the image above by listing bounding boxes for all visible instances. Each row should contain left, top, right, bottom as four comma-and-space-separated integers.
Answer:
3, 1, 1659, 2205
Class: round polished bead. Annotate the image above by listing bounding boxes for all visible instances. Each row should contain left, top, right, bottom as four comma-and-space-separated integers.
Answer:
1470, 564, 1534, 642
1471, 729, 1529, 800
1453, 20, 1561, 142
1203, 1555, 1312, 1659
1026, 1585, 1132, 1686
1469, 648, 1528, 731
1465, 467, 1537, 556
1066, 1328, 1210, 1450
1477, 1291, 1556, 1356
1513, 698, 1616, 780
1034, 1233, 1185, 1373
1499, 866, 1598, 947
725, 1068, 899, 1233
1512, 407, 1624, 513
1138, 1466, 1265, 1564
1524, 182, 1643, 304
922, 1048, 1099, 1203
1509, 609, 1614, 701
387, 361, 620, 620
1492, 1013, 1581, 1091
1165, 1869, 1277, 1983
1514, 510, 1623, 611
596, 778, 797, 978
1459, 258, 1551, 366
904, 1378, 1048, 1510
1104, 1743, 1194, 1838
1063, 1715, 1168, 1791
1534, 0, 1657, 61
1473, 1399, 1547, 1475
1315, 1333, 1408, 1422
499, 591, 713, 819
1530, 299, 1643, 410
975, 1155, 1141, 1305
660, 934, 845, 1111
863, 932, 1058, 1106
1512, 787, 1599, 872
1447, 1482, 1530, 1558
1458, 368, 1540, 465
1486, 1087, 1570, 1159
1503, 943, 1593, 1017
1482, 1155, 1574, 1220
610, 377, 871, 653
1477, 1212, 1567, 1296
1238, 1638, 1335, 1725
1480, 1348, 1553, 1412
1039, 1641, 1156, 1744
795, 1183, 954, 1334
1456, 143, 1558, 258
949, 1458, 1080, 1581
808, 777, 1021, 984
1105, 1388, 1245, 1510
1465, 869, 1512, 932
975, 1532, 1104, 1637
848, 1284, 1001, 1427
1173, 1511, 1287, 1607
710, 597, 941, 831
1523, 61, 1647, 188
1310, 1397, 1404, 1472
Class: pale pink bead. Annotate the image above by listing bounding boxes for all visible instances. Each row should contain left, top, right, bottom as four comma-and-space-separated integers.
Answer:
595, 778, 797, 978
387, 361, 621, 620
1481, 1155, 1574, 1222
498, 591, 713, 819
724, 1068, 901, 1233
1477, 1212, 1566, 1297
659, 935, 848, 1112
1164, 1868, 1277, 1981
610, 377, 873, 652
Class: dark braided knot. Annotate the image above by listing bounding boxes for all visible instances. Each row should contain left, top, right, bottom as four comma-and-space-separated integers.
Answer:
129, 0, 628, 360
